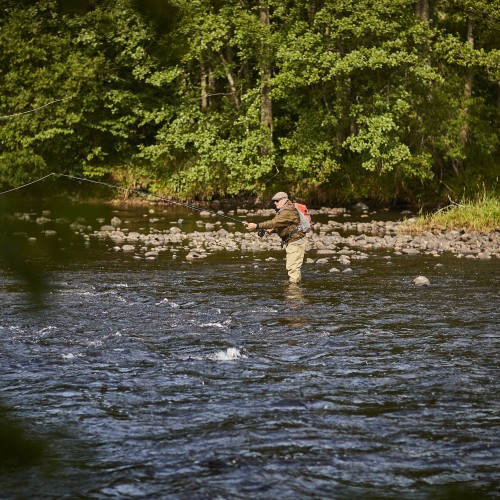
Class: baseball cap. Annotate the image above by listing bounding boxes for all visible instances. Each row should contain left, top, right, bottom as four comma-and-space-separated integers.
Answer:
271, 191, 288, 201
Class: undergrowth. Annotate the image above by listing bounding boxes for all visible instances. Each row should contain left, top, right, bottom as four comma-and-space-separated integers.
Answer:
404, 194, 500, 232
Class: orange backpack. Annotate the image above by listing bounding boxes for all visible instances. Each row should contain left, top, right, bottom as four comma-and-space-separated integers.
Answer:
294, 203, 312, 233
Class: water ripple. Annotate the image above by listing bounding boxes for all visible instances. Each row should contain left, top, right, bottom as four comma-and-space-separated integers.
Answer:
1, 250, 499, 498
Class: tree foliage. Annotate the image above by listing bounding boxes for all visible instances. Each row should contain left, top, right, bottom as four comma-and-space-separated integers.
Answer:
0, 0, 498, 203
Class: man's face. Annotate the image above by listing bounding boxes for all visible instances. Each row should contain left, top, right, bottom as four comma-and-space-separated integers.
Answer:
274, 198, 287, 210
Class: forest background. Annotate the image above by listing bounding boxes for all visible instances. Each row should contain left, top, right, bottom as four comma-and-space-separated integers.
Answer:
0, 0, 498, 206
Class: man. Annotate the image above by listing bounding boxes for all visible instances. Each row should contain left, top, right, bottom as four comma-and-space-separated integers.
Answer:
246, 192, 307, 284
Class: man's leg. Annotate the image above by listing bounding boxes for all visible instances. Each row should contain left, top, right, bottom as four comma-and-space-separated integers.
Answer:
286, 238, 306, 283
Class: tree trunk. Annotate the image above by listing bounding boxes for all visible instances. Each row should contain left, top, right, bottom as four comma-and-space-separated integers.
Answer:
416, 0, 429, 21
219, 52, 240, 109
460, 16, 474, 144
259, 6, 272, 155
200, 60, 208, 111
208, 67, 216, 107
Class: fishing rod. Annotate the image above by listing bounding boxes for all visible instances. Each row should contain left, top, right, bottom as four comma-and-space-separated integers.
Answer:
0, 172, 247, 226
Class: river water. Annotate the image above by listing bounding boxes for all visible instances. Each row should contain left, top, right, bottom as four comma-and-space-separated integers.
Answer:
1, 202, 499, 499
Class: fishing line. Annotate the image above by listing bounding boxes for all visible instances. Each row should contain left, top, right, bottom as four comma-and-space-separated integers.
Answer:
0, 173, 58, 195
0, 96, 72, 120
0, 172, 247, 225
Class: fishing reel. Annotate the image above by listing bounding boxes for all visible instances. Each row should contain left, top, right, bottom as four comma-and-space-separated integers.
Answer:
257, 228, 266, 238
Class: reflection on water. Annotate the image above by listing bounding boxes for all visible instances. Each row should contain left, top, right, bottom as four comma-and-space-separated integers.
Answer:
0, 203, 499, 499
285, 283, 304, 303
282, 283, 308, 327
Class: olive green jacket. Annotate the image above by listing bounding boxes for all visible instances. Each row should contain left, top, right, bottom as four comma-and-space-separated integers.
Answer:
257, 201, 305, 244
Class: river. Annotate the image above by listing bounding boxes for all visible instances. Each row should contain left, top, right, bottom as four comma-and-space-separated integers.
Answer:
1, 201, 499, 499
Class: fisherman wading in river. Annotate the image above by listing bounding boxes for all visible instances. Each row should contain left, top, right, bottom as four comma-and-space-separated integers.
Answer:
246, 192, 307, 284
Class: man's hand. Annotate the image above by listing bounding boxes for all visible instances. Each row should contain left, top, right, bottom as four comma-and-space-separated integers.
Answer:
246, 223, 257, 231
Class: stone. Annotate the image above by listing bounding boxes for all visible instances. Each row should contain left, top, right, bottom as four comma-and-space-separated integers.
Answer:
352, 202, 369, 210
70, 222, 86, 232
126, 232, 141, 241
412, 276, 430, 286
110, 216, 122, 228
186, 251, 206, 260
315, 258, 329, 264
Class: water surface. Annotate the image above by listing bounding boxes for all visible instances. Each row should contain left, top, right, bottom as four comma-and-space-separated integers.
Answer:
1, 203, 499, 499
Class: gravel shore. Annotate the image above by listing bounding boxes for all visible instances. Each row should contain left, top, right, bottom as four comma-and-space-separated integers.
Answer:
9, 205, 500, 264
91, 206, 500, 263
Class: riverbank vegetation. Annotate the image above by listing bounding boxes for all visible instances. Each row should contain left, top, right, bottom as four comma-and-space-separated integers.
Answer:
405, 194, 500, 232
0, 0, 499, 205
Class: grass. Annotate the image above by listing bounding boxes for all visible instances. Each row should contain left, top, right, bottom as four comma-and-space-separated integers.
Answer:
404, 194, 500, 233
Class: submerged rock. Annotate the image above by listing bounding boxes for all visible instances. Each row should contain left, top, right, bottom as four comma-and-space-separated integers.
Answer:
186, 251, 207, 261
412, 276, 430, 286
36, 217, 51, 225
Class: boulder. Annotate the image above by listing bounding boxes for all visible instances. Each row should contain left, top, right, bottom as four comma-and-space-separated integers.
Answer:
338, 256, 351, 266
412, 276, 430, 286
315, 258, 329, 264
110, 216, 122, 228
352, 202, 369, 210
186, 251, 206, 260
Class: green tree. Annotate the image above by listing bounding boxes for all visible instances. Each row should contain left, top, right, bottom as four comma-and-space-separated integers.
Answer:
0, 0, 498, 203
430, 0, 500, 195
138, 0, 278, 198
0, 0, 177, 189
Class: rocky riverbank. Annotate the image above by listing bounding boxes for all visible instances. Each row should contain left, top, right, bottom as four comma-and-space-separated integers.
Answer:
7, 206, 500, 267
